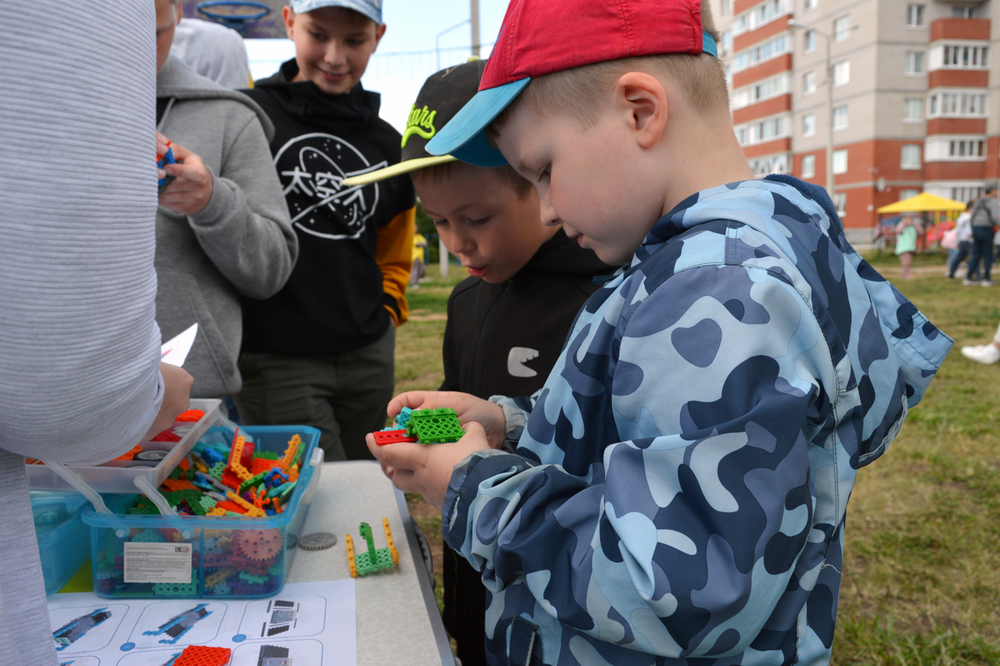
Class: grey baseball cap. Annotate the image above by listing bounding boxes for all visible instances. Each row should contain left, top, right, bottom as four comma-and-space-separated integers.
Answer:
289, 0, 382, 24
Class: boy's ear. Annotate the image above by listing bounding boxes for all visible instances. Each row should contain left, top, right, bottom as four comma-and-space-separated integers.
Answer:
282, 6, 297, 40
614, 72, 667, 150
373, 23, 387, 50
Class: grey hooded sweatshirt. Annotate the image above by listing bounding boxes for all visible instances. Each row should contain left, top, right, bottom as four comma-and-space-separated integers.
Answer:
156, 56, 297, 398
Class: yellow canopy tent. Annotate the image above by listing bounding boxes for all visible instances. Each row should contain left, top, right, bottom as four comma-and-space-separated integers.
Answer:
874, 192, 966, 253
876, 192, 966, 215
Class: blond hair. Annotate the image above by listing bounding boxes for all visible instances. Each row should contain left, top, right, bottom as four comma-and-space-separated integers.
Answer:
489, 1, 727, 134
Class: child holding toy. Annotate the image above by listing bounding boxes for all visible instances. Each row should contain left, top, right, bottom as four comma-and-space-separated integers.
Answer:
345, 59, 611, 666
367, 0, 952, 663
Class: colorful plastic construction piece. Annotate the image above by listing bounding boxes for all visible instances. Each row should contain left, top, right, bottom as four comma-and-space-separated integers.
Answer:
373, 429, 419, 445
226, 491, 266, 517
228, 434, 254, 482
52, 608, 112, 651
174, 409, 205, 422
142, 603, 212, 644
278, 434, 301, 469
407, 408, 465, 444
172, 645, 231, 666
345, 517, 398, 577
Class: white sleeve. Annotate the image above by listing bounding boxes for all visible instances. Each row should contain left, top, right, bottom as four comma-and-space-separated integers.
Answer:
0, 1, 164, 465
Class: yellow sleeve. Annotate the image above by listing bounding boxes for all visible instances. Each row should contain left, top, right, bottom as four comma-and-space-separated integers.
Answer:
376, 206, 416, 326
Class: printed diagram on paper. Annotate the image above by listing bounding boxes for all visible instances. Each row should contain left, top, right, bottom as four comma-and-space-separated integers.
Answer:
47, 580, 355, 665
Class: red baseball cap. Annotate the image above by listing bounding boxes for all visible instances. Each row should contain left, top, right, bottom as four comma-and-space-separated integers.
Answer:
426, 0, 717, 166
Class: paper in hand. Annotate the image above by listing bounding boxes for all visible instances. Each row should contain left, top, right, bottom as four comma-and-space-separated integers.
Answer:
160, 323, 198, 367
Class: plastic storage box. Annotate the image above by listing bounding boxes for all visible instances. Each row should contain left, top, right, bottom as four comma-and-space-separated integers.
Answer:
26, 399, 222, 493
32, 492, 92, 595
81, 425, 322, 599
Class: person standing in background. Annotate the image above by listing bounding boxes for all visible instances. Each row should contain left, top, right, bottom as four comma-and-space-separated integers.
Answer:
965, 184, 999, 287
895, 212, 923, 279
0, 2, 192, 662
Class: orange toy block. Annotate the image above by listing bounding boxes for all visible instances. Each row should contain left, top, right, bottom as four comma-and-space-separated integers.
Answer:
114, 445, 142, 461
251, 457, 280, 475
228, 436, 253, 482
162, 478, 196, 491
214, 500, 245, 514
174, 409, 205, 423
278, 434, 301, 469
179, 457, 190, 472
220, 469, 241, 490
226, 491, 266, 518
205, 507, 228, 516
173, 645, 231, 666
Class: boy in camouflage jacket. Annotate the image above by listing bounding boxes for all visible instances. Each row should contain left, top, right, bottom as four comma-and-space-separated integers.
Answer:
368, 0, 953, 663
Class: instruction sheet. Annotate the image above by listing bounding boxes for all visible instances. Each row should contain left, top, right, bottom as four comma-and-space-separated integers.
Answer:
47, 580, 356, 665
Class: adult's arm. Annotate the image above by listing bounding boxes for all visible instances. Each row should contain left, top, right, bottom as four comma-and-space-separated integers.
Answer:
0, 1, 182, 465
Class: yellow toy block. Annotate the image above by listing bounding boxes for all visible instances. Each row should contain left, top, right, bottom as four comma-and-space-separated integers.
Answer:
206, 507, 228, 516
225, 491, 265, 517
279, 434, 301, 469
382, 517, 399, 565
229, 435, 253, 482
345, 534, 357, 578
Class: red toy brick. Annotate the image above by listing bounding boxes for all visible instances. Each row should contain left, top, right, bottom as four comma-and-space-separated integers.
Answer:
373, 429, 419, 445
173, 645, 231, 666
239, 440, 255, 470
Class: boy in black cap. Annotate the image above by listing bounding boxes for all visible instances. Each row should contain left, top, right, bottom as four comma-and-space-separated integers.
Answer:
345, 59, 611, 665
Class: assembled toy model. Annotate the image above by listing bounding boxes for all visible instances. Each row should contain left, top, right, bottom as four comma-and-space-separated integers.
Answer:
345, 518, 398, 577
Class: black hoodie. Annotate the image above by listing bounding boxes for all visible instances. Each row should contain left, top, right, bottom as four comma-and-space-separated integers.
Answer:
440, 229, 614, 399
240, 60, 415, 354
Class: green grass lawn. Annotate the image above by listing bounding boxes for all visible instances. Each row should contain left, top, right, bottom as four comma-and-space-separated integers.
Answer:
395, 253, 1000, 664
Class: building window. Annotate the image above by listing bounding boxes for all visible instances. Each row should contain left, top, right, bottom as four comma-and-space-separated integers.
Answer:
805, 0, 818, 10
731, 34, 789, 72
736, 126, 748, 145
906, 3, 925, 27
721, 30, 733, 56
833, 60, 850, 86
833, 16, 850, 41
903, 98, 923, 122
951, 5, 975, 18
949, 139, 986, 158
905, 51, 925, 75
804, 29, 817, 52
952, 186, 984, 201
833, 193, 847, 216
833, 105, 848, 130
721, 0, 731, 15
802, 113, 816, 137
801, 154, 816, 178
925, 137, 988, 161
748, 154, 789, 177
732, 73, 791, 109
927, 92, 988, 118
899, 189, 921, 200
940, 44, 990, 69
753, 116, 787, 143
832, 149, 848, 175
803, 71, 817, 94
901, 145, 922, 169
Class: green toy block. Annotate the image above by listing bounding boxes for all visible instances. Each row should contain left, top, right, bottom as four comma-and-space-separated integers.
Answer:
238, 471, 267, 495
128, 504, 160, 515
208, 461, 226, 480
254, 450, 279, 461
353, 522, 395, 576
408, 408, 465, 444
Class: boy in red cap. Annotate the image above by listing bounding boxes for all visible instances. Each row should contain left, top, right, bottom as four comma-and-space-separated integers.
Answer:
369, 1, 952, 664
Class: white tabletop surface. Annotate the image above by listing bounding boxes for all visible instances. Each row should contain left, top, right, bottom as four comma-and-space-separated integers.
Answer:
286, 460, 454, 666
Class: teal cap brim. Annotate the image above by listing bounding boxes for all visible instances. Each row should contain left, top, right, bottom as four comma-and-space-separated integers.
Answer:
425, 77, 531, 167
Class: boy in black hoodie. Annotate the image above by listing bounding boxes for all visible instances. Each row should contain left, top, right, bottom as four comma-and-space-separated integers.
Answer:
344, 59, 611, 666
237, 0, 416, 462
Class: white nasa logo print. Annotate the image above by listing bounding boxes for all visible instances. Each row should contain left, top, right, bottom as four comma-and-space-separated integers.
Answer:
274, 133, 388, 240
508, 347, 540, 378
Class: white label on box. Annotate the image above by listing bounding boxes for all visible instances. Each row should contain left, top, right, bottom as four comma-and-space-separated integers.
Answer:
123, 542, 193, 584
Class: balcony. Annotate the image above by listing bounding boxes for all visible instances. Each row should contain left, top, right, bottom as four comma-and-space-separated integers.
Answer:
930, 17, 990, 41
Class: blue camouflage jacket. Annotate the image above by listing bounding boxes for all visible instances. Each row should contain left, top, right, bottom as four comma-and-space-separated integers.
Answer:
441, 177, 952, 666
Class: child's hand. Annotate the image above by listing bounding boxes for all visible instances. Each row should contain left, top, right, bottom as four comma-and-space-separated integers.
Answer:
388, 391, 507, 449
366, 421, 491, 510
157, 134, 214, 215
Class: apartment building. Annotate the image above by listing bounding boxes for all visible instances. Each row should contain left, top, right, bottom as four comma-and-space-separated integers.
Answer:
711, 0, 1000, 236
